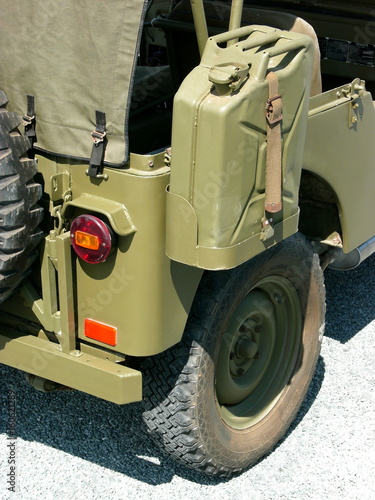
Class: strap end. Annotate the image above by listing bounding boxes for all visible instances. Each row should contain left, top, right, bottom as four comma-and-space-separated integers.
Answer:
265, 202, 283, 213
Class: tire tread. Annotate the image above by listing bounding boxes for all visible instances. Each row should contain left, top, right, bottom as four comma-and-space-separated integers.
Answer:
0, 95, 43, 303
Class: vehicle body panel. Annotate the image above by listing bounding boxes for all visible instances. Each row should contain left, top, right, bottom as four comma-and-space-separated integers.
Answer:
304, 82, 375, 252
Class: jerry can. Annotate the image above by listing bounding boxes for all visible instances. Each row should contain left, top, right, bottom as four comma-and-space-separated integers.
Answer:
166, 25, 314, 269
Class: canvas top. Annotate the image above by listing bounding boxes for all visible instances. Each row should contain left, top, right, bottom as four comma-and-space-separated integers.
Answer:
0, 0, 147, 166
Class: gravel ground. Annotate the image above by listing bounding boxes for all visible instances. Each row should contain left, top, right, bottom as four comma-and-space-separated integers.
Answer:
0, 254, 374, 500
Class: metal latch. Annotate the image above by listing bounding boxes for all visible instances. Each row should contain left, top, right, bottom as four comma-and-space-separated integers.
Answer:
209, 63, 249, 95
349, 95, 360, 128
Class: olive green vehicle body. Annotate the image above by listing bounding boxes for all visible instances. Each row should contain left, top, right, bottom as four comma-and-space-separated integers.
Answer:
0, 0, 374, 404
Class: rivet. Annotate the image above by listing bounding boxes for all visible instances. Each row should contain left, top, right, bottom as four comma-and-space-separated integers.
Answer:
273, 293, 283, 304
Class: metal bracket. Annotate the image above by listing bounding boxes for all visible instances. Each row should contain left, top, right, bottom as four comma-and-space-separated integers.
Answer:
50, 172, 71, 202
260, 218, 275, 241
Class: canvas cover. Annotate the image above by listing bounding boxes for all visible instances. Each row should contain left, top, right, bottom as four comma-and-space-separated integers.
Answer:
0, 0, 147, 165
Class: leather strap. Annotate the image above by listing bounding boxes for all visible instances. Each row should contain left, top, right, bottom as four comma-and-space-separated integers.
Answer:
265, 72, 283, 213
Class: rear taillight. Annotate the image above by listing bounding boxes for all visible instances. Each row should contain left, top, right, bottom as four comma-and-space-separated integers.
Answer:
70, 214, 114, 263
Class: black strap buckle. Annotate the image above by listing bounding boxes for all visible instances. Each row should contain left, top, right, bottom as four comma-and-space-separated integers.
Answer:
23, 95, 37, 146
88, 111, 107, 178
22, 114, 35, 127
91, 129, 107, 144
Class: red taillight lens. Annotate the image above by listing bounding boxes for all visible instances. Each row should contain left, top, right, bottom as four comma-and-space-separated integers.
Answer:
70, 215, 113, 263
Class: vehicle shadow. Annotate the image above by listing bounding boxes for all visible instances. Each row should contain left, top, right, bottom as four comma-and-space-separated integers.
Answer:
324, 253, 375, 343
0, 355, 326, 487
0, 365, 221, 486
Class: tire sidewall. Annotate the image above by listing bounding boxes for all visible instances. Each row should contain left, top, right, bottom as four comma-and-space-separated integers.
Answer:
193, 237, 324, 469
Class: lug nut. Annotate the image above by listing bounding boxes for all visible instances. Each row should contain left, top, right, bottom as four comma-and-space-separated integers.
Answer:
273, 293, 284, 304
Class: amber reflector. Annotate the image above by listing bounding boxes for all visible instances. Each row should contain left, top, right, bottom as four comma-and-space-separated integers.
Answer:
75, 230, 100, 250
84, 318, 117, 346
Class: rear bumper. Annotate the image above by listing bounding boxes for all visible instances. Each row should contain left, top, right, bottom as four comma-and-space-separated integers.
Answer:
0, 330, 142, 404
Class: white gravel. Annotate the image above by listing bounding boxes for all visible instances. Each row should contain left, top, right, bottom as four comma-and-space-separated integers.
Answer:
1, 255, 374, 500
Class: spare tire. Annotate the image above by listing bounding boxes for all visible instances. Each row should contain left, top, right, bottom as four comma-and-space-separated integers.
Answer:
0, 91, 43, 304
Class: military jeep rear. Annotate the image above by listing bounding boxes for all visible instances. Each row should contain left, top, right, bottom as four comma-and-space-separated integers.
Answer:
0, 0, 374, 477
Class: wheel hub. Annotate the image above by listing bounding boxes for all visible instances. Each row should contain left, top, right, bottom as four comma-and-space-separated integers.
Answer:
235, 336, 258, 360
215, 276, 302, 429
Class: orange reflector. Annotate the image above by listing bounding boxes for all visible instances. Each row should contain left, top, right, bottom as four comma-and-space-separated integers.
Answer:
84, 319, 117, 346
75, 230, 100, 250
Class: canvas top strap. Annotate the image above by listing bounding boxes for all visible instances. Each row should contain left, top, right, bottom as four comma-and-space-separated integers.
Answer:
87, 111, 107, 178
23, 94, 36, 146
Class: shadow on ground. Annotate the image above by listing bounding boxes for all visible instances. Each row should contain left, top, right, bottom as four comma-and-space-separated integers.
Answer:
324, 253, 374, 343
0, 365, 221, 486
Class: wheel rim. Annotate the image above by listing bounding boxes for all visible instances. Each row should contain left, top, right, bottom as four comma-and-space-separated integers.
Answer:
215, 276, 302, 430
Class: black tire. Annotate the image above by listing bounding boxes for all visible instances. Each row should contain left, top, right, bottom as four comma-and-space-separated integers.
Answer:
142, 233, 325, 477
0, 91, 43, 303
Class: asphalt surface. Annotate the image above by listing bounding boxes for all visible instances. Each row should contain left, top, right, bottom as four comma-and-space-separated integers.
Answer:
0, 254, 374, 500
